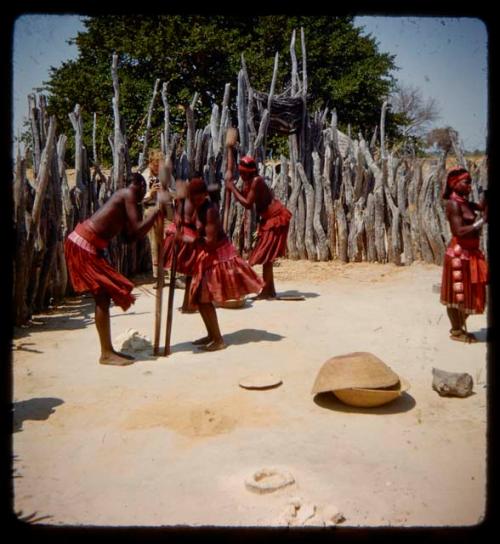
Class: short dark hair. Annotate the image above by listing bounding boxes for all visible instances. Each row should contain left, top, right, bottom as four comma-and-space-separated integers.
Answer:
129, 172, 146, 186
187, 178, 207, 197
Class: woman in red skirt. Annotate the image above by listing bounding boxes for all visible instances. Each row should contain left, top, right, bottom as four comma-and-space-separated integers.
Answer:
65, 173, 168, 365
163, 180, 199, 313
186, 179, 264, 351
225, 143, 292, 299
440, 167, 488, 342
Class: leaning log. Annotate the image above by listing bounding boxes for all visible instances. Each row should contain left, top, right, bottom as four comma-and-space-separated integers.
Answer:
297, 162, 316, 261
311, 151, 329, 260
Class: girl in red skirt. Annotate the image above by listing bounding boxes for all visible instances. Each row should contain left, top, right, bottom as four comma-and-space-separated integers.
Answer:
225, 144, 292, 299
440, 167, 488, 342
163, 180, 199, 313
186, 179, 264, 351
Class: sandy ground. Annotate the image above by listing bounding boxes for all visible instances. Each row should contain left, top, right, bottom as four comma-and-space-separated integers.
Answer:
12, 260, 488, 527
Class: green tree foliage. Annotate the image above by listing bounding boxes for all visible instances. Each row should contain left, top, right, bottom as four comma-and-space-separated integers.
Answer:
43, 15, 399, 165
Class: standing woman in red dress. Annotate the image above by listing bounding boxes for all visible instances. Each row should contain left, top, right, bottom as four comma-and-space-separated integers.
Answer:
186, 179, 264, 351
225, 142, 292, 299
440, 167, 488, 342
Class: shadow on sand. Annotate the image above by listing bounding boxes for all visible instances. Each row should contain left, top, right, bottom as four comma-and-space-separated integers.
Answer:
313, 391, 416, 415
13, 296, 95, 341
165, 328, 286, 355
13, 397, 64, 432
277, 289, 319, 299
471, 327, 489, 343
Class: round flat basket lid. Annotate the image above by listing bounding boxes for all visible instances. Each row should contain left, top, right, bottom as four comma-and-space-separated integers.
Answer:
334, 378, 410, 408
311, 352, 400, 395
239, 373, 283, 390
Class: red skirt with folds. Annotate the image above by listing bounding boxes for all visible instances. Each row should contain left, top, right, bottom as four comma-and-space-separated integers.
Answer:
190, 237, 264, 304
64, 220, 135, 311
440, 236, 488, 314
248, 199, 292, 265
162, 223, 199, 276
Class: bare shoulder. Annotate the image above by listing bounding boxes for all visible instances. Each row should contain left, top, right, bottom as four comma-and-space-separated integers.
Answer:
446, 199, 460, 214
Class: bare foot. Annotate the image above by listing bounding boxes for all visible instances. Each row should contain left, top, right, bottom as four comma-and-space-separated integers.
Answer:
450, 330, 478, 343
113, 350, 135, 360
198, 340, 227, 352
99, 352, 135, 366
177, 306, 198, 314
192, 336, 212, 346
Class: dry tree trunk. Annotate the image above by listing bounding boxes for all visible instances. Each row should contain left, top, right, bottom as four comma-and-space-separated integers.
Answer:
261, 51, 279, 161
383, 152, 402, 265
237, 69, 248, 156
25, 117, 58, 316
28, 94, 41, 178
274, 155, 288, 206
210, 104, 221, 158
138, 78, 161, 172
322, 139, 335, 259
397, 162, 414, 265
110, 53, 131, 273
417, 167, 437, 263
219, 83, 231, 162
334, 185, 348, 263
347, 199, 365, 262
297, 163, 315, 260
384, 181, 402, 265
359, 137, 386, 263
69, 104, 90, 222
407, 160, 423, 261
186, 92, 199, 178
13, 148, 30, 324
299, 27, 308, 170
364, 192, 377, 262
380, 99, 388, 160
296, 190, 307, 259
312, 151, 329, 260
111, 53, 126, 191
286, 135, 300, 260
161, 82, 171, 157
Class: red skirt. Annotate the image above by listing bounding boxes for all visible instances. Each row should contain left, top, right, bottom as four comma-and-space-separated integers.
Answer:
248, 199, 292, 265
163, 223, 198, 276
64, 220, 135, 311
440, 236, 488, 314
190, 238, 264, 304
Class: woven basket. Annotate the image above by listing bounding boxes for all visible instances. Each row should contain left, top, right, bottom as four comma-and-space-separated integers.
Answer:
311, 352, 400, 395
333, 378, 410, 408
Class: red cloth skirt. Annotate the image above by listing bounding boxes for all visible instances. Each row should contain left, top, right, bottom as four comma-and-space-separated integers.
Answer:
248, 199, 292, 265
440, 236, 488, 314
162, 223, 199, 276
190, 237, 264, 304
64, 220, 135, 311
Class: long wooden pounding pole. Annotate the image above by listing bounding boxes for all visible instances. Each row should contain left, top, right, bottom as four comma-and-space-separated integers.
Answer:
153, 158, 172, 355
164, 186, 186, 356
223, 127, 238, 232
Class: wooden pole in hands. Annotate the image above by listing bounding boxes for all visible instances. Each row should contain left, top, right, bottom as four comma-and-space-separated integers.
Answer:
153, 157, 172, 355
164, 182, 188, 356
223, 127, 238, 233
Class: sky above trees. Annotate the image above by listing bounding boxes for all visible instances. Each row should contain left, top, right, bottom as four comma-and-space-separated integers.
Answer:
12, 14, 488, 153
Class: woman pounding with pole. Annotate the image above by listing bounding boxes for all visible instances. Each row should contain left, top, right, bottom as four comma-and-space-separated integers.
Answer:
224, 132, 292, 299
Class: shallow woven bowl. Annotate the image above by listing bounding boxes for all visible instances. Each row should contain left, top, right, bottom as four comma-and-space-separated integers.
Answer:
333, 378, 410, 408
311, 352, 400, 394
217, 298, 246, 309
